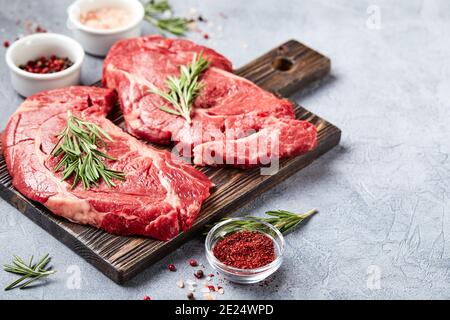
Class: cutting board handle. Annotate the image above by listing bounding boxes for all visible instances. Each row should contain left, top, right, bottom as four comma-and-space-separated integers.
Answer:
235, 40, 331, 97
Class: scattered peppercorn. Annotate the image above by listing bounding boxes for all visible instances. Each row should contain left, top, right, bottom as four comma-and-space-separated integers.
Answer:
213, 231, 276, 269
187, 292, 194, 300
3, 40, 10, 48
19, 55, 73, 74
176, 279, 184, 288
168, 263, 176, 271
189, 259, 198, 267
194, 269, 204, 279
35, 25, 47, 33
203, 33, 209, 40
143, 295, 151, 300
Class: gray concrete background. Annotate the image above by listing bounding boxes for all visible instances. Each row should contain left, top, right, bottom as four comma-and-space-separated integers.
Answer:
1, 0, 449, 300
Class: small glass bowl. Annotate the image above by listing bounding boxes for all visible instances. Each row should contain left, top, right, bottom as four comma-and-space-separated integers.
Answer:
205, 218, 285, 284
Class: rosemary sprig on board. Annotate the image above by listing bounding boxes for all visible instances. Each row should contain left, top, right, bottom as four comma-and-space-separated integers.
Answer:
151, 53, 210, 124
3, 254, 56, 291
51, 111, 126, 190
144, 0, 190, 36
206, 209, 318, 235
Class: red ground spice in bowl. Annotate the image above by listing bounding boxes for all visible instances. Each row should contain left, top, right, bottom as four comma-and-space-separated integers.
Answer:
212, 230, 276, 269
205, 218, 285, 284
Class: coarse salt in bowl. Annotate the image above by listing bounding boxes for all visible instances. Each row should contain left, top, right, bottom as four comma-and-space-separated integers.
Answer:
5, 33, 85, 97
205, 218, 285, 284
67, 0, 144, 56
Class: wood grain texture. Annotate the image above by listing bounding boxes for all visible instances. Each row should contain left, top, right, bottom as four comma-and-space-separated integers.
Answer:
0, 40, 340, 284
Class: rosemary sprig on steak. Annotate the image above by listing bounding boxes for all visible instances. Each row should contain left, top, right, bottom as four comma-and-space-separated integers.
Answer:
51, 111, 126, 190
151, 53, 210, 124
144, 0, 190, 36
206, 209, 318, 235
3, 254, 56, 291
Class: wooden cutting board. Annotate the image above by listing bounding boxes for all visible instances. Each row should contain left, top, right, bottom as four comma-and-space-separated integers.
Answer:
0, 40, 340, 284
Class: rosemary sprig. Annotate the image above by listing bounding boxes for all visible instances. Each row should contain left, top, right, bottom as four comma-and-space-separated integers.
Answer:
51, 111, 126, 190
206, 209, 318, 235
144, 0, 190, 36
151, 53, 210, 124
3, 254, 56, 291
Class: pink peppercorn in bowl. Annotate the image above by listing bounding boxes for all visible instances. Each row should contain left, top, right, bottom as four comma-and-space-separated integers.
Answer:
205, 218, 285, 284
5, 33, 85, 97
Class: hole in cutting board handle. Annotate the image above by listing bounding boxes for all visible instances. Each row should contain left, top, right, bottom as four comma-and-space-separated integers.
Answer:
272, 57, 294, 71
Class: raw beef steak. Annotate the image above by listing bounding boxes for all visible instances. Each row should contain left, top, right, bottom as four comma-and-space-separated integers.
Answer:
2, 86, 213, 240
103, 35, 317, 168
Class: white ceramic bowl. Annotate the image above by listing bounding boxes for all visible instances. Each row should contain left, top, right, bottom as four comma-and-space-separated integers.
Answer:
67, 0, 144, 56
5, 33, 85, 97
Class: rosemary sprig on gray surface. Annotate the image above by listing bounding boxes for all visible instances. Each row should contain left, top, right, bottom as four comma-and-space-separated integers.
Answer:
51, 111, 126, 190
151, 53, 210, 124
206, 209, 318, 235
144, 0, 190, 36
3, 254, 56, 291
